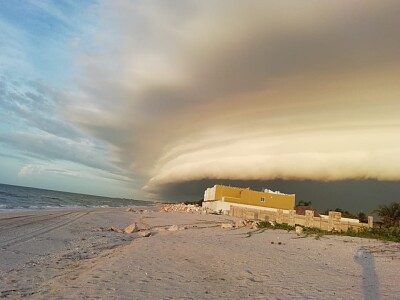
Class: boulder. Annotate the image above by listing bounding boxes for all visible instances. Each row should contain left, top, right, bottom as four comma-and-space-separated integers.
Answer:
295, 226, 304, 236
235, 220, 246, 228
221, 223, 233, 229
156, 227, 167, 232
110, 226, 123, 233
139, 231, 151, 237
168, 225, 179, 231
251, 223, 259, 230
124, 222, 138, 234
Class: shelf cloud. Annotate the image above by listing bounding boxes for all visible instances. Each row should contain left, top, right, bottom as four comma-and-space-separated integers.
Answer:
61, 0, 400, 199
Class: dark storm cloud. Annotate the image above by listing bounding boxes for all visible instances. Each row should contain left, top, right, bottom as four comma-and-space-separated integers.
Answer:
157, 179, 400, 214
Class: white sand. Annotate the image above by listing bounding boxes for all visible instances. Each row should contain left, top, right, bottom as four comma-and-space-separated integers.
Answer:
0, 207, 399, 299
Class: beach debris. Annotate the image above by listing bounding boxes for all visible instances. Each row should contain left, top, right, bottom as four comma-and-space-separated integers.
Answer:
139, 230, 151, 237
295, 226, 304, 236
125, 208, 136, 212
124, 222, 138, 234
168, 225, 179, 231
179, 226, 188, 230
160, 203, 205, 214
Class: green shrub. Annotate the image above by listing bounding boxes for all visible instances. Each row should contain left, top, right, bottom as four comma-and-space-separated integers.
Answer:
257, 221, 295, 232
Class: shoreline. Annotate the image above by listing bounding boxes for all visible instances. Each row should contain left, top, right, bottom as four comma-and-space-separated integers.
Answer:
0, 207, 399, 299
0, 203, 157, 214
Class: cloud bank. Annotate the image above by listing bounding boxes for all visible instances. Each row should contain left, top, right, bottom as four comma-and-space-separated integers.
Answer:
60, 0, 400, 200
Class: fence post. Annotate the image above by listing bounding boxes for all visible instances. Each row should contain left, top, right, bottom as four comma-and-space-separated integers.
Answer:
328, 211, 341, 231
305, 210, 313, 227
368, 216, 373, 228
276, 209, 283, 224
288, 210, 296, 226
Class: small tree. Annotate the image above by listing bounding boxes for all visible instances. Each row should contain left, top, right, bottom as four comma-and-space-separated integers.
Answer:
296, 200, 312, 207
358, 212, 368, 223
373, 202, 400, 227
324, 208, 358, 219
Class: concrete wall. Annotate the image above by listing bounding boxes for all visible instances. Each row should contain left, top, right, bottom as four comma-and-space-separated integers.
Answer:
229, 205, 373, 232
202, 200, 291, 215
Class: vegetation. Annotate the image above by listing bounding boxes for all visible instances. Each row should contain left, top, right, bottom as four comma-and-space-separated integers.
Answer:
254, 202, 400, 242
256, 221, 400, 243
257, 221, 294, 231
183, 199, 203, 206
296, 200, 312, 207
373, 202, 400, 227
357, 212, 368, 223
323, 208, 358, 219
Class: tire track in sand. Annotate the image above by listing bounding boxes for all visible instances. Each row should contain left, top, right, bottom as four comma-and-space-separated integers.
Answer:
0, 211, 91, 249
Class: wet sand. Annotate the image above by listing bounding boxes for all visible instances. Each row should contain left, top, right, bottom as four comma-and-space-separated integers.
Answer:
0, 207, 399, 299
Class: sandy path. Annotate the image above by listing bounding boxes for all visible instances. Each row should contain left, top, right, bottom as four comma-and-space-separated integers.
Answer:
1, 209, 399, 299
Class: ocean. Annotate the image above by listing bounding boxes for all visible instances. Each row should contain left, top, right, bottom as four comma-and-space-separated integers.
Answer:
0, 183, 153, 212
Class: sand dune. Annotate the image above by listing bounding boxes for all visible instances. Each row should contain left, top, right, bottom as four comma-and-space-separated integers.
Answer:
0, 207, 398, 299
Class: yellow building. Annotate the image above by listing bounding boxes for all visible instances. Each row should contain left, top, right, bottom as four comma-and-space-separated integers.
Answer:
203, 185, 295, 212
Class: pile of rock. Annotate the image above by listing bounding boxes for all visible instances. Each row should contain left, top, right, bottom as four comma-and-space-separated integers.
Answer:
160, 203, 205, 214
220, 220, 259, 230
93, 222, 152, 237
125, 208, 149, 213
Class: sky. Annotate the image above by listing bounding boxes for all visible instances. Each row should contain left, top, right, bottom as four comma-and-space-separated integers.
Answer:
0, 1, 399, 212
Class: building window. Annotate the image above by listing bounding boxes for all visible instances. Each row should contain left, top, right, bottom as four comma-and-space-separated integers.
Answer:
261, 197, 265, 202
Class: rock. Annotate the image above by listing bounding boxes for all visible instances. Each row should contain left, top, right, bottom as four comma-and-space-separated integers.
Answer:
221, 223, 233, 229
295, 226, 303, 236
110, 226, 123, 233
168, 225, 179, 231
246, 222, 255, 229
124, 222, 138, 234
250, 223, 259, 230
125, 208, 135, 212
179, 226, 187, 230
156, 227, 167, 232
235, 220, 246, 228
139, 231, 151, 237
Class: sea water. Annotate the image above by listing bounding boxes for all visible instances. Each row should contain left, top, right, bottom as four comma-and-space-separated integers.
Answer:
0, 183, 153, 212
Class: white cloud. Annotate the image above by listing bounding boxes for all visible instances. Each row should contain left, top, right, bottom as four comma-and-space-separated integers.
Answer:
18, 164, 43, 177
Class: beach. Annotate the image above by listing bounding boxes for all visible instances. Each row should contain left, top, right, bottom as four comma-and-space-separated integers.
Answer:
0, 206, 399, 299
